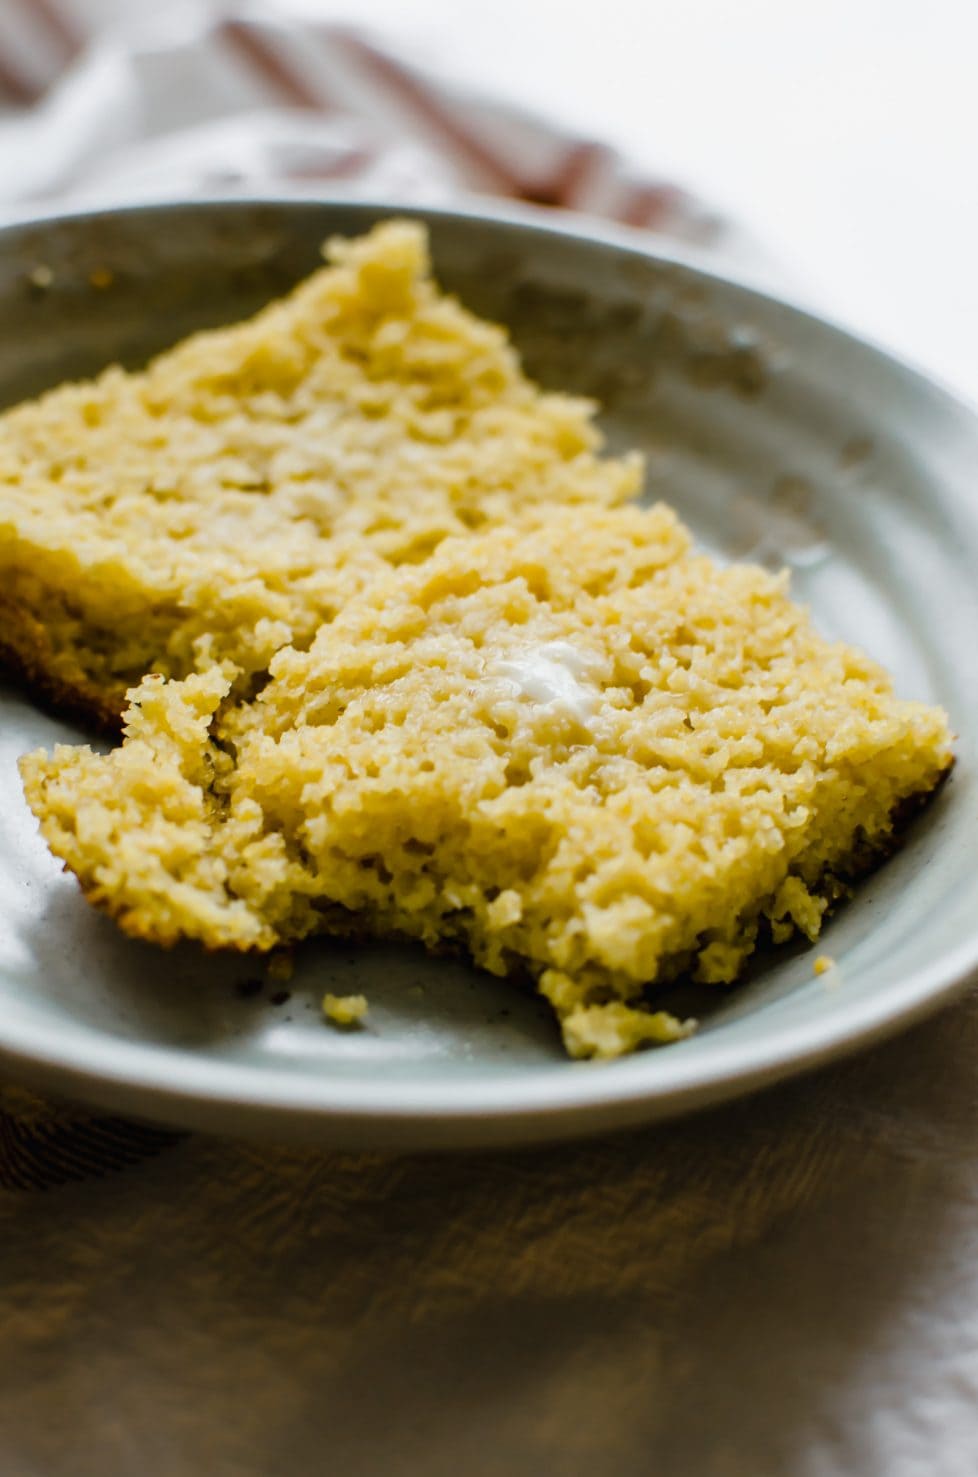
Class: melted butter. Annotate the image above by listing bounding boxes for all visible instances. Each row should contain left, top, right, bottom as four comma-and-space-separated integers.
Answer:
494, 641, 598, 728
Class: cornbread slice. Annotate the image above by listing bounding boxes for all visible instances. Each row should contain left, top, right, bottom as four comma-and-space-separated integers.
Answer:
0, 220, 639, 730
20, 505, 953, 1059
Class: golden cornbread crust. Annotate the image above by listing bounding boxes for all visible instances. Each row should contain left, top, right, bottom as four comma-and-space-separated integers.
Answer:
0, 591, 123, 733
20, 505, 954, 1059
0, 220, 639, 727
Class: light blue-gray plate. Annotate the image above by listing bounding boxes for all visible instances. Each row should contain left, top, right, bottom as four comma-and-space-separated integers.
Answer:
0, 198, 975, 1148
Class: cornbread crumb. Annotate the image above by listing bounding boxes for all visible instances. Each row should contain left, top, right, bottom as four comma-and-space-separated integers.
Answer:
560, 1001, 695, 1061
267, 951, 294, 983
20, 504, 953, 1060
813, 954, 835, 976
1, 220, 639, 727
323, 993, 368, 1028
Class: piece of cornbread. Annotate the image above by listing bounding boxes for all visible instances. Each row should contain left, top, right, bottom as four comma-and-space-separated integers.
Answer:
0, 220, 639, 729
20, 505, 953, 1058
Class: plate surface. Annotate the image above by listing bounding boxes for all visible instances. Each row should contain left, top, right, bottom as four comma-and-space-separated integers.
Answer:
1, 197, 976, 1148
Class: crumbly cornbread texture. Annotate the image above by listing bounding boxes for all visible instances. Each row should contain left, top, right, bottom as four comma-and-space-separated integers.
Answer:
0, 220, 639, 729
20, 505, 953, 1058
323, 993, 369, 1028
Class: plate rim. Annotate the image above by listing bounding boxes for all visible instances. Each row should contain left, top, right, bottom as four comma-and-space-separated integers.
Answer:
3, 187, 977, 423
0, 924, 975, 1144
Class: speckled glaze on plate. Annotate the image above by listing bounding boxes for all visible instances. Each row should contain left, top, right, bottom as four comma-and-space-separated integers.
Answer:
0, 198, 975, 1148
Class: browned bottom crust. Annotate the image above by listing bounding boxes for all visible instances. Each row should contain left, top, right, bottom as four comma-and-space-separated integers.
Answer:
0, 593, 126, 736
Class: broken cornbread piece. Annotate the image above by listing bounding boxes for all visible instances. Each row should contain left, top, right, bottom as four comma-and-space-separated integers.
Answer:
0, 220, 640, 730
20, 504, 953, 1059
323, 993, 369, 1029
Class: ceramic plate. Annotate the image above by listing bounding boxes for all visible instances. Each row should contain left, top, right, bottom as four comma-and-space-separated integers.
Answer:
1, 198, 975, 1148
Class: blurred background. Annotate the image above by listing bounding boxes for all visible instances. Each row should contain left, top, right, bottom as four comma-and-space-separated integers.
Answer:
1, 0, 977, 397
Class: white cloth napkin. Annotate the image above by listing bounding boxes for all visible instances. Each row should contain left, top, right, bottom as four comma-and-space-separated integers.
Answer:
0, 1, 719, 238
